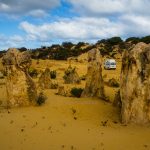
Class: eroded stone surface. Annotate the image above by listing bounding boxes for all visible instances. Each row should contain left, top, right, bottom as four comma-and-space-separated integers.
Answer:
63, 65, 81, 84
2, 48, 37, 107
57, 85, 72, 97
81, 48, 105, 99
120, 42, 150, 124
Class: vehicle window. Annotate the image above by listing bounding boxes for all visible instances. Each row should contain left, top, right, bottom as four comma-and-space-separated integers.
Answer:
111, 62, 116, 65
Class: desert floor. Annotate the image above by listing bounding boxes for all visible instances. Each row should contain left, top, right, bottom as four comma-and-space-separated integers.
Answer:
0, 58, 150, 150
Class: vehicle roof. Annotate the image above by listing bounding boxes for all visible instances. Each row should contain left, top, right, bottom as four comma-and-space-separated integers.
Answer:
105, 59, 116, 62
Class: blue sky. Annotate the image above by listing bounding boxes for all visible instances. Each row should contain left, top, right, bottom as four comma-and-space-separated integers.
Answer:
0, 0, 150, 50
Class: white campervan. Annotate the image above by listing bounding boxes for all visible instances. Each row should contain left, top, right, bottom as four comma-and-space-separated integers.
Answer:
104, 59, 116, 70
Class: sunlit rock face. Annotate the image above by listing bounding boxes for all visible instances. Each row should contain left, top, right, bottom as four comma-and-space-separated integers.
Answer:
82, 48, 105, 99
2, 48, 37, 107
120, 43, 150, 124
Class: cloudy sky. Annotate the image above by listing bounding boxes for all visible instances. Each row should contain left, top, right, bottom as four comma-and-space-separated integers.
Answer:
0, 0, 150, 49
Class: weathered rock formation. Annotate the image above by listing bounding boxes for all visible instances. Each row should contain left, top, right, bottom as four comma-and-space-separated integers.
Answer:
81, 48, 105, 99
2, 48, 37, 107
113, 90, 122, 109
0, 71, 4, 79
63, 66, 81, 84
57, 85, 72, 97
38, 68, 52, 89
120, 42, 150, 124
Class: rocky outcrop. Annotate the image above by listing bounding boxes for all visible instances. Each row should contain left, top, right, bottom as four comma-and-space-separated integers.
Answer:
2, 48, 37, 107
57, 85, 72, 97
81, 48, 105, 99
120, 43, 150, 124
113, 90, 122, 109
38, 68, 52, 89
0, 71, 4, 79
63, 66, 81, 84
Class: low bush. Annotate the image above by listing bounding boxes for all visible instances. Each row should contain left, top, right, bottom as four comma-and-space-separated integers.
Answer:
28, 68, 38, 78
107, 78, 120, 87
50, 70, 57, 79
37, 92, 47, 106
70, 87, 84, 98
51, 82, 58, 89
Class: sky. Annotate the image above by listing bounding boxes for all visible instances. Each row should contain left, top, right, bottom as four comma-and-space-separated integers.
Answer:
0, 0, 150, 50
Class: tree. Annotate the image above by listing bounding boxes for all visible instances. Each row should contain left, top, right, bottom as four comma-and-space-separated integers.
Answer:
107, 37, 123, 46
141, 36, 150, 44
53, 47, 69, 60
75, 42, 86, 49
62, 42, 74, 49
96, 39, 107, 45
125, 37, 140, 44
18, 47, 27, 52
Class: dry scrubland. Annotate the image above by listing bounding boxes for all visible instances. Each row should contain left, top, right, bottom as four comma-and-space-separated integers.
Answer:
0, 54, 150, 150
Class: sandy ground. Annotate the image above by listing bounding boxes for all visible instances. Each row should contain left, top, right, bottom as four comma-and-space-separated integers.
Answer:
0, 57, 150, 150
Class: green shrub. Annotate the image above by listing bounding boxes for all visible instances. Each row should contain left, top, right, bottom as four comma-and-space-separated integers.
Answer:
62, 42, 74, 49
28, 68, 38, 78
37, 92, 47, 106
141, 35, 150, 44
50, 70, 57, 79
125, 37, 140, 44
51, 82, 58, 89
71, 88, 84, 98
107, 78, 120, 87
107, 37, 123, 46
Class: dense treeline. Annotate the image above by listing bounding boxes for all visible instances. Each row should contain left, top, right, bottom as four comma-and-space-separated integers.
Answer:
125, 35, 150, 44
30, 37, 126, 60
31, 42, 91, 60
1, 35, 150, 60
0, 50, 6, 58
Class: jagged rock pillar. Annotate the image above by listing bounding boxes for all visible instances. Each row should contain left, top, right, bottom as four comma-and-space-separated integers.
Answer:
63, 65, 81, 84
81, 48, 105, 99
38, 68, 52, 89
2, 48, 37, 107
120, 43, 150, 124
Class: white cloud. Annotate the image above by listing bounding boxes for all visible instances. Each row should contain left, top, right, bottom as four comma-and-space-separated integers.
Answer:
0, 0, 60, 17
120, 15, 150, 37
1, 14, 150, 49
0, 3, 10, 11
0, 34, 25, 50
66, 0, 150, 16
9, 35, 24, 43
19, 13, 150, 44
1, 0, 150, 49
20, 17, 123, 42
67, 0, 125, 15
27, 10, 49, 18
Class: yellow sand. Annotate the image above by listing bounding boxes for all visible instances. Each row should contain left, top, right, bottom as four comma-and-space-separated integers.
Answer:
0, 57, 150, 150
